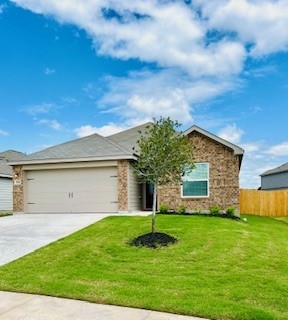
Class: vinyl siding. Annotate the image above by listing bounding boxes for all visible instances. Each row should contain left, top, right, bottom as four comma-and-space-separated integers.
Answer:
128, 163, 141, 211
0, 177, 12, 210
261, 171, 288, 190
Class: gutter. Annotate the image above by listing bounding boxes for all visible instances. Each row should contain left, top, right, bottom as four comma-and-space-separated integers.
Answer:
8, 154, 137, 166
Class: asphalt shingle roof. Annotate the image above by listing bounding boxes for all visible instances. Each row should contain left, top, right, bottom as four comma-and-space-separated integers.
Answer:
260, 162, 288, 176
13, 133, 133, 164
108, 122, 153, 153
0, 159, 12, 177
0, 150, 26, 176
9, 122, 245, 166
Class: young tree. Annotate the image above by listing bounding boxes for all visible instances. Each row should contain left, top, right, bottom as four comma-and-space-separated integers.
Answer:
133, 117, 194, 233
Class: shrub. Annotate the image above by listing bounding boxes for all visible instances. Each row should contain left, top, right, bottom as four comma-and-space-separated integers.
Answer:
226, 206, 235, 217
209, 205, 220, 215
177, 205, 187, 215
159, 204, 169, 214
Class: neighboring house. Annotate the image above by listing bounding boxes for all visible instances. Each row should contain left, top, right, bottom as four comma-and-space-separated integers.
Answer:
0, 150, 26, 211
10, 123, 244, 214
260, 162, 288, 190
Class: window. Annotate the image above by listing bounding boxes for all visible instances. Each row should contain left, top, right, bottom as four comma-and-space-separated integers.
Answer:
182, 163, 209, 197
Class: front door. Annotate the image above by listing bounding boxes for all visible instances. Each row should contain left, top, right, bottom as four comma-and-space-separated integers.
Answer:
144, 182, 154, 210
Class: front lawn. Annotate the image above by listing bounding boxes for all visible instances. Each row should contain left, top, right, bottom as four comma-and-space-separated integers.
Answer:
0, 215, 287, 320
274, 217, 288, 224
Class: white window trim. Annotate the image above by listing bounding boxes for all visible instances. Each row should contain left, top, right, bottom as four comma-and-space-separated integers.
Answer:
181, 162, 210, 198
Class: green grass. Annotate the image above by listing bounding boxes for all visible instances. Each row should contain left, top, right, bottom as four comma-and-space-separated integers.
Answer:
0, 211, 12, 217
274, 217, 288, 224
0, 215, 287, 320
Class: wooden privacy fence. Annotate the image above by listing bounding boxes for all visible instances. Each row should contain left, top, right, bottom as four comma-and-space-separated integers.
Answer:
240, 189, 288, 216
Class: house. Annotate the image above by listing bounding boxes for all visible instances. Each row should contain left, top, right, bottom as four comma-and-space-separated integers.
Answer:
158, 125, 244, 212
260, 162, 288, 190
0, 150, 26, 211
10, 123, 244, 214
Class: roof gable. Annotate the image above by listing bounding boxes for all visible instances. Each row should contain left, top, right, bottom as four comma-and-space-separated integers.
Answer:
184, 125, 244, 156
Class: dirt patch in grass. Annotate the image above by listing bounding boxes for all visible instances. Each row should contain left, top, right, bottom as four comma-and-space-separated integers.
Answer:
130, 232, 178, 248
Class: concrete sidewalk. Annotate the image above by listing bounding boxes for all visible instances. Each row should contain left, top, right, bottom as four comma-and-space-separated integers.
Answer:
0, 291, 208, 320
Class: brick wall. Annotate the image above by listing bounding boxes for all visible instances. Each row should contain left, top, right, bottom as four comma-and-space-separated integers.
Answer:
118, 160, 129, 211
158, 131, 240, 211
12, 165, 24, 212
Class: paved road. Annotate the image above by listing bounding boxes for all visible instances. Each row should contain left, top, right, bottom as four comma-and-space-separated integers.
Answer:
0, 213, 118, 266
0, 291, 209, 320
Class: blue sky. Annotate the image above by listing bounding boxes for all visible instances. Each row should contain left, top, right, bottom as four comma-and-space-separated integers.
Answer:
0, 0, 288, 188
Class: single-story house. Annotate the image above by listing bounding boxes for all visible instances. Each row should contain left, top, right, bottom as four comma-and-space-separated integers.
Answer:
10, 123, 244, 214
260, 162, 288, 190
0, 150, 26, 211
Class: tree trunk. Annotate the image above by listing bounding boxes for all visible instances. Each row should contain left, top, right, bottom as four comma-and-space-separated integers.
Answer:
152, 183, 157, 233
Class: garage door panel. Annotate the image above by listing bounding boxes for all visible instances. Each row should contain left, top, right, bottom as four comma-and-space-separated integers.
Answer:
26, 167, 118, 213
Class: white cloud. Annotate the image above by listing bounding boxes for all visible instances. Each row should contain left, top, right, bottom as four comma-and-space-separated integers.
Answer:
11, 1, 288, 75
198, 0, 288, 56
44, 67, 56, 75
37, 119, 61, 130
266, 141, 288, 156
74, 125, 98, 137
13, 0, 285, 140
240, 142, 262, 154
74, 116, 155, 138
0, 129, 9, 136
95, 69, 236, 125
74, 123, 127, 138
11, 0, 246, 78
239, 139, 288, 188
218, 123, 244, 144
97, 70, 192, 124
127, 91, 191, 123
239, 149, 285, 189
25, 102, 59, 115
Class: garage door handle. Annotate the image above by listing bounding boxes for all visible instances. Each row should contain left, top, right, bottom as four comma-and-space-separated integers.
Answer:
69, 192, 74, 198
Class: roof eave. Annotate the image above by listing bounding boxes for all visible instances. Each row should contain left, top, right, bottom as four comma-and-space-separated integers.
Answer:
260, 170, 288, 177
9, 154, 136, 166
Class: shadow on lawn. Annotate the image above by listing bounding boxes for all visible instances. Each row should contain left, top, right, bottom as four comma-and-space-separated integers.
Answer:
130, 232, 178, 249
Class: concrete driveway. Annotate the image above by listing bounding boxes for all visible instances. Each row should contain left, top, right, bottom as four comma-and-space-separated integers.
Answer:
0, 213, 114, 266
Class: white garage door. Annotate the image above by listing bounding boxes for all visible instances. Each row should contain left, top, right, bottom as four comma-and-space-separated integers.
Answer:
0, 178, 13, 211
26, 167, 118, 213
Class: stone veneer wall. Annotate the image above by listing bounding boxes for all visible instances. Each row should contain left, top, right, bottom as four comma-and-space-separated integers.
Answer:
118, 160, 129, 211
158, 131, 241, 211
12, 165, 24, 212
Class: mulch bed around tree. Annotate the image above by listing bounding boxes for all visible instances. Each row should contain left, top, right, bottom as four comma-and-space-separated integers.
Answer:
130, 232, 178, 249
